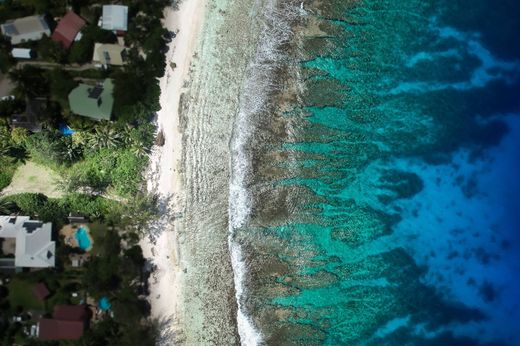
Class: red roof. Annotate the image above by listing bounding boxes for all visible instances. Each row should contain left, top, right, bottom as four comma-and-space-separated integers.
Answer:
38, 319, 85, 340
33, 282, 50, 301
53, 305, 88, 321
51, 11, 86, 49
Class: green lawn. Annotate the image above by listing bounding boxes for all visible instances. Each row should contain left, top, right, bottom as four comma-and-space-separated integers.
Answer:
8, 278, 44, 310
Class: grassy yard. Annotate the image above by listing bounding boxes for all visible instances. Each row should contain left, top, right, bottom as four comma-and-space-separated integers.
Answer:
0, 158, 20, 191
8, 278, 44, 310
0, 161, 63, 198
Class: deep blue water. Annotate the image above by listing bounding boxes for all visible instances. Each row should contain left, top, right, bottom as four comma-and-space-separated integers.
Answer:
237, 1, 520, 344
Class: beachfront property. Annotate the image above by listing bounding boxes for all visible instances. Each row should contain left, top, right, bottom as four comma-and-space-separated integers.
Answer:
51, 11, 86, 49
0, 216, 55, 268
0, 15, 51, 45
99, 5, 128, 33
92, 43, 127, 67
68, 79, 114, 121
37, 305, 90, 340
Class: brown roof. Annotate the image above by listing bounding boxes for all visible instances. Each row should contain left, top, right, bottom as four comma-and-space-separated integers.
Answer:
53, 305, 88, 321
51, 11, 85, 49
38, 318, 84, 340
33, 282, 50, 300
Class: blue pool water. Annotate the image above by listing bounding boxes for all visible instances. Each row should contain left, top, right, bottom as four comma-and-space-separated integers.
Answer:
75, 227, 91, 251
98, 297, 111, 311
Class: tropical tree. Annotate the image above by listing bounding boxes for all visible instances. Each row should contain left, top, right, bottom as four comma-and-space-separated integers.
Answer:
59, 137, 82, 163
10, 127, 29, 145
0, 199, 15, 214
0, 141, 10, 157
8, 66, 48, 98
88, 125, 122, 150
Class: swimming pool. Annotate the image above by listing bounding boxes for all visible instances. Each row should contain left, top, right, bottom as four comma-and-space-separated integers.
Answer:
74, 227, 92, 251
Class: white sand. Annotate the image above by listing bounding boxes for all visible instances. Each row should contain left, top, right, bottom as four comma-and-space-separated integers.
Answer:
140, 0, 206, 336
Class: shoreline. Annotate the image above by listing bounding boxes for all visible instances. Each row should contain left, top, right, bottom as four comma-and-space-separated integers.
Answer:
140, 0, 206, 339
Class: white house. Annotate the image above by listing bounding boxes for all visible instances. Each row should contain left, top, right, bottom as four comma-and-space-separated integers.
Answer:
0, 216, 55, 268
100, 5, 128, 32
11, 48, 32, 59
1, 15, 51, 45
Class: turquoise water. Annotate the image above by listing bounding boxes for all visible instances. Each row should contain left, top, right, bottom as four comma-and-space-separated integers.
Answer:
75, 227, 91, 251
98, 297, 111, 311
234, 0, 520, 344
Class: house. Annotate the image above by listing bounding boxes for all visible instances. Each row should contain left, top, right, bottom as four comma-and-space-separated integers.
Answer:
0, 216, 55, 268
33, 282, 50, 301
51, 11, 86, 49
68, 79, 114, 121
8, 98, 46, 132
100, 5, 128, 33
11, 48, 33, 59
38, 305, 89, 340
92, 43, 127, 67
0, 15, 51, 45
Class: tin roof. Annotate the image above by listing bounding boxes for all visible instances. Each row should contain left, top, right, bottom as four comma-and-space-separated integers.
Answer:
51, 12, 86, 49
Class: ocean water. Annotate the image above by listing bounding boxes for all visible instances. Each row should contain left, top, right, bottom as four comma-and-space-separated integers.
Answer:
228, 0, 520, 345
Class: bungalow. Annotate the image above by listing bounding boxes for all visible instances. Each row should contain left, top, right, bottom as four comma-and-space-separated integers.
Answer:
51, 11, 86, 49
68, 79, 114, 121
38, 305, 89, 340
11, 48, 33, 59
0, 15, 51, 45
100, 5, 128, 33
0, 216, 55, 268
92, 43, 127, 67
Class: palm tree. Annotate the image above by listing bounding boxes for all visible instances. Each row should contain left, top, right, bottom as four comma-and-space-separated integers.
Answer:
60, 138, 82, 163
0, 141, 10, 157
0, 199, 14, 214
88, 125, 122, 150
130, 143, 150, 158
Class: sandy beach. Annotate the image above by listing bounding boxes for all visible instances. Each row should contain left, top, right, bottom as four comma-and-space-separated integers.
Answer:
140, 0, 206, 341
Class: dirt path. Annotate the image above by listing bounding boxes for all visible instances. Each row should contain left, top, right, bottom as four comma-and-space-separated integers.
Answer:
0, 161, 63, 198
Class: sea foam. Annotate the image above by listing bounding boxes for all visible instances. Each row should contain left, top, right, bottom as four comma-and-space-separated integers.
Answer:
228, 0, 302, 344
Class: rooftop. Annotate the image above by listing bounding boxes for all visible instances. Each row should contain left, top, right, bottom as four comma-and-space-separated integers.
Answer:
0, 216, 55, 268
68, 79, 114, 121
38, 305, 89, 340
101, 5, 128, 32
38, 319, 85, 340
0, 15, 51, 45
92, 43, 127, 66
51, 11, 86, 49
33, 282, 50, 301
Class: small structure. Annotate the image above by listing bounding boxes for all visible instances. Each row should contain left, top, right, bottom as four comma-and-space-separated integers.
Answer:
92, 43, 127, 67
11, 48, 33, 59
0, 216, 55, 268
9, 97, 46, 132
0, 15, 51, 45
38, 305, 89, 340
33, 282, 50, 301
100, 5, 128, 33
69, 253, 89, 267
68, 79, 114, 121
67, 213, 87, 224
51, 11, 86, 49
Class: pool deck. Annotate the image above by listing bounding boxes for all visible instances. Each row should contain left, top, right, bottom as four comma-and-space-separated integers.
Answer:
59, 224, 94, 251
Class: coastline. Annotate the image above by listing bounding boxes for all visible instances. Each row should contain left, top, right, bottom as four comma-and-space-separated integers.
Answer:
140, 0, 206, 342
